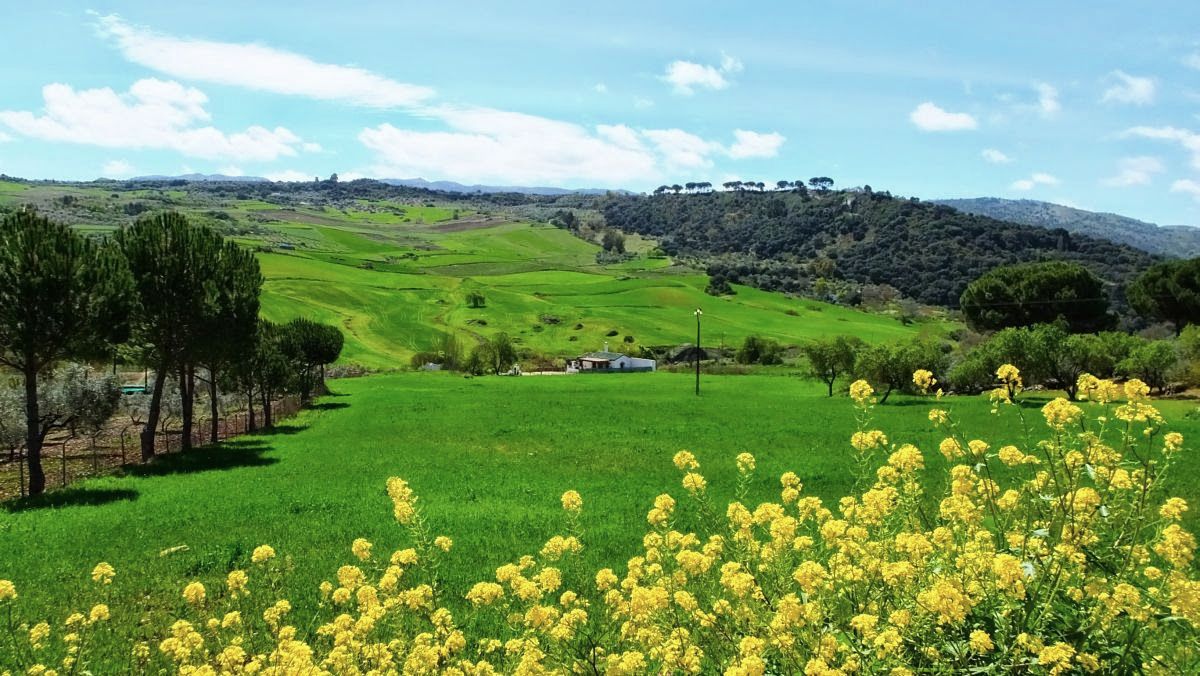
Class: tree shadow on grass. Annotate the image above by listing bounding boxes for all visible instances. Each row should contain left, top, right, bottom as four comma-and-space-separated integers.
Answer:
308, 401, 350, 411
5, 487, 139, 512
122, 439, 278, 478
255, 423, 308, 436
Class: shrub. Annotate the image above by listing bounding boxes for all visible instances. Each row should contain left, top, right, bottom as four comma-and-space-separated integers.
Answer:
2, 368, 1195, 673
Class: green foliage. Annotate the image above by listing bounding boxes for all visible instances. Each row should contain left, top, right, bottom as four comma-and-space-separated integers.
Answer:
600, 229, 625, 254
0, 211, 132, 494
948, 325, 1142, 397
468, 332, 519, 375
799, 335, 864, 396
734, 335, 784, 366
853, 338, 946, 403
278, 318, 345, 401
959, 261, 1112, 332
117, 212, 234, 458
466, 291, 487, 308
1118, 340, 1180, 393
1128, 258, 1200, 334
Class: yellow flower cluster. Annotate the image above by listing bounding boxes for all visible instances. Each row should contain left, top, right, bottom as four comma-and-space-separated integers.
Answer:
0, 370, 1196, 674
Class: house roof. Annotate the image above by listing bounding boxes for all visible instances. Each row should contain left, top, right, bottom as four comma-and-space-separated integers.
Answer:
580, 351, 625, 360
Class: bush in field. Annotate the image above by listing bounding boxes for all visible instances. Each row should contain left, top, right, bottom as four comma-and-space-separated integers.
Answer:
734, 335, 784, 366
854, 338, 946, 403
1118, 340, 1180, 394
2, 367, 1195, 673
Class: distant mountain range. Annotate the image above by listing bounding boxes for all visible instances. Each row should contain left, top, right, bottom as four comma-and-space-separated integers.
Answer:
125, 173, 625, 195
127, 173, 270, 183
933, 197, 1200, 258
376, 178, 625, 195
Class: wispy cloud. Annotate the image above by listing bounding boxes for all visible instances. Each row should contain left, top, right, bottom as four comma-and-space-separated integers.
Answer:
593, 83, 608, 94
265, 169, 317, 183
1101, 156, 1163, 187
1102, 70, 1156, 106
909, 102, 977, 131
662, 52, 743, 95
1183, 52, 1200, 71
1171, 178, 1200, 201
359, 107, 785, 183
1122, 125, 1200, 168
94, 14, 435, 108
981, 148, 1013, 164
0, 78, 316, 162
1010, 172, 1059, 191
1035, 82, 1061, 116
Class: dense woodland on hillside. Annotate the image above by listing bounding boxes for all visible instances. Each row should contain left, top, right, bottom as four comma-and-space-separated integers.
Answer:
597, 189, 1159, 307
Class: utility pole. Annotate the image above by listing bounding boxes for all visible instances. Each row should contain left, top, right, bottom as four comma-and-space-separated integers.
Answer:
694, 308, 703, 396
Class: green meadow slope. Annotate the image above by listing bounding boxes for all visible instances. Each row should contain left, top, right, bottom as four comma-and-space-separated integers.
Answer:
0, 180, 952, 368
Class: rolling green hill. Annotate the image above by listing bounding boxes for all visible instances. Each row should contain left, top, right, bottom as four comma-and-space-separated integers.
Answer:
0, 180, 947, 369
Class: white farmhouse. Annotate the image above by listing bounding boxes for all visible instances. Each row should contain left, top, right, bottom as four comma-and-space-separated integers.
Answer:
568, 350, 656, 373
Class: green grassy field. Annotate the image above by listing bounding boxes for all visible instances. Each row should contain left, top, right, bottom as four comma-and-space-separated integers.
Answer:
1, 372, 1196, 668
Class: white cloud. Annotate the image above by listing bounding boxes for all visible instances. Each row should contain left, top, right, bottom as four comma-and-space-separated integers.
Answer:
1185, 52, 1200, 71
1171, 178, 1200, 200
0, 131, 11, 143
633, 97, 655, 109
266, 169, 317, 182
0, 78, 315, 162
358, 105, 784, 184
95, 14, 434, 109
1035, 82, 1061, 116
101, 160, 135, 178
909, 102, 977, 131
981, 148, 1012, 164
1101, 156, 1164, 187
593, 83, 608, 94
662, 53, 742, 95
1122, 125, 1200, 169
217, 165, 244, 176
720, 52, 744, 74
1010, 172, 1059, 191
1102, 71, 1156, 106
728, 130, 785, 159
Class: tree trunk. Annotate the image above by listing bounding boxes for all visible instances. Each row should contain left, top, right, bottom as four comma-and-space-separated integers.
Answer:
880, 384, 894, 404
262, 392, 273, 429
141, 364, 167, 462
23, 363, 46, 496
180, 365, 194, 452
826, 379, 835, 397
209, 369, 220, 444
246, 390, 257, 432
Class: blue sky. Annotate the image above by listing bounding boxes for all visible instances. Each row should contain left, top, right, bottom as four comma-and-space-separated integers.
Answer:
3, 2, 1200, 225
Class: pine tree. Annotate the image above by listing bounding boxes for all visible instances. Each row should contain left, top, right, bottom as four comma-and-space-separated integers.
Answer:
0, 211, 133, 494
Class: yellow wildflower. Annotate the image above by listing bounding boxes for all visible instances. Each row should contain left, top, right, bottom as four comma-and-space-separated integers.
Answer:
560, 490, 582, 512
91, 562, 115, 585
182, 581, 205, 606
849, 379, 875, 404
251, 544, 275, 564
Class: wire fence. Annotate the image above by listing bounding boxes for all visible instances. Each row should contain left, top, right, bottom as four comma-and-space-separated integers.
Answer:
1, 396, 302, 500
